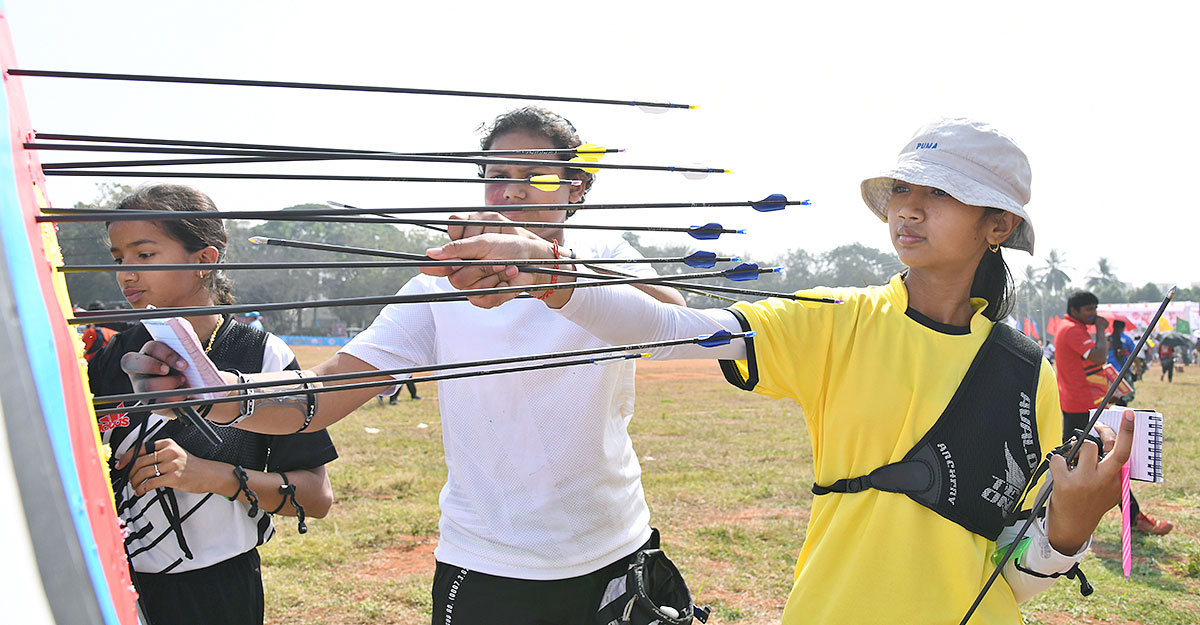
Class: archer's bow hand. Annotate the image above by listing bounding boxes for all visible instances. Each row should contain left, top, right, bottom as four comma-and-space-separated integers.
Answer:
1046, 410, 1135, 554
424, 233, 570, 309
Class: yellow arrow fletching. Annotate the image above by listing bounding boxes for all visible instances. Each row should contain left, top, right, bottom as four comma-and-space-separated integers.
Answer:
529, 174, 569, 192
568, 157, 600, 174
575, 143, 608, 159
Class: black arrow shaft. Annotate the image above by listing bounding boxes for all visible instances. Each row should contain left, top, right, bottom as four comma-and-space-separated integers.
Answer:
41, 210, 735, 235
40, 170, 575, 185
40, 199, 804, 219
68, 266, 773, 325
58, 256, 737, 273
28, 142, 722, 174
34, 132, 619, 158
252, 238, 810, 301
94, 353, 647, 417
545, 265, 826, 302
10, 69, 694, 109
94, 332, 751, 407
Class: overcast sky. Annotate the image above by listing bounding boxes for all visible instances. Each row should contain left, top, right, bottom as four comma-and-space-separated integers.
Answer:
6, 1, 1198, 289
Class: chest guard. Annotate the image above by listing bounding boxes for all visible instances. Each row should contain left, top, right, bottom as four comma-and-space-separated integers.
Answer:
812, 323, 1043, 540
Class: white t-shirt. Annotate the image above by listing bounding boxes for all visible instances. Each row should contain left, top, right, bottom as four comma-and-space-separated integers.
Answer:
342, 235, 654, 579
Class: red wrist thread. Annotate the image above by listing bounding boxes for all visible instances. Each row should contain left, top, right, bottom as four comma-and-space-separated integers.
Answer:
536, 238, 562, 301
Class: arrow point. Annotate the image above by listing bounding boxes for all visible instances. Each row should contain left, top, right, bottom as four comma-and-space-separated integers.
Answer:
248, 236, 267, 244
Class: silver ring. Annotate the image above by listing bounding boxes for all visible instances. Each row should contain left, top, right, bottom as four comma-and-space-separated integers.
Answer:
154, 464, 161, 477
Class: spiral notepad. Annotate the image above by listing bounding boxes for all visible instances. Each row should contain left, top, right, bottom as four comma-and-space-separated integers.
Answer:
1095, 408, 1164, 483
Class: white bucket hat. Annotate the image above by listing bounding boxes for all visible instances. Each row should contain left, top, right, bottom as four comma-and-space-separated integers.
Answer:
861, 118, 1035, 254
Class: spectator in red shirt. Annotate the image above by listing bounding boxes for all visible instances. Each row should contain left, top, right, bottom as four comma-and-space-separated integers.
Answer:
1158, 342, 1176, 382
1054, 291, 1172, 534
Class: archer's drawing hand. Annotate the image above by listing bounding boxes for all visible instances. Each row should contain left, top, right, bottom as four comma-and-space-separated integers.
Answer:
120, 341, 238, 403
424, 233, 571, 309
121, 340, 191, 402
447, 211, 541, 240
1046, 410, 1134, 554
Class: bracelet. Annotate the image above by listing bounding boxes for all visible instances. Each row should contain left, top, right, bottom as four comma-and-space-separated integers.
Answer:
268, 472, 308, 534
536, 238, 562, 301
207, 369, 253, 427
228, 465, 260, 517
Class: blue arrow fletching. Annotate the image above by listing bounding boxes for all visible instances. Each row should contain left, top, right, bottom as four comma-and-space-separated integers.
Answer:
683, 251, 718, 268
696, 330, 733, 347
725, 263, 762, 282
753, 194, 788, 212
688, 223, 724, 240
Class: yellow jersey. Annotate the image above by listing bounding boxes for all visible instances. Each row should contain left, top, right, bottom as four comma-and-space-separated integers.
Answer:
730, 274, 1061, 625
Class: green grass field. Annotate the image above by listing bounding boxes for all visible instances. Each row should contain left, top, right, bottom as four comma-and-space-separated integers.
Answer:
262, 346, 1200, 624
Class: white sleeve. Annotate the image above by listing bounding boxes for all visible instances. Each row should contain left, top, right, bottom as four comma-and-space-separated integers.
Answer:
339, 278, 438, 376
557, 281, 747, 360
599, 237, 657, 277
998, 480, 1092, 602
260, 334, 298, 372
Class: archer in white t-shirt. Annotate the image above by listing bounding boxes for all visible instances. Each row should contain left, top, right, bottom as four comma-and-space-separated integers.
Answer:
123, 107, 686, 625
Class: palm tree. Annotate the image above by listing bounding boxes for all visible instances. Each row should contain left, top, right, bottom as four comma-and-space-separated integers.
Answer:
1019, 265, 1049, 342
1085, 257, 1119, 290
1042, 249, 1072, 297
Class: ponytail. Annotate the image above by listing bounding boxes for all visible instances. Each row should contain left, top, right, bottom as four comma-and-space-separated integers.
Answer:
970, 246, 1014, 322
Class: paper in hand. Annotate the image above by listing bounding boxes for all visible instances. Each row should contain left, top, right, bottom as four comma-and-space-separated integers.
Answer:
141, 317, 226, 400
